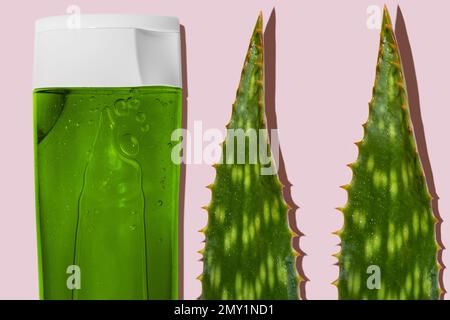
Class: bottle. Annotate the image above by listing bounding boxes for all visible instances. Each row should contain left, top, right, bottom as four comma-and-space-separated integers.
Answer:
33, 14, 182, 300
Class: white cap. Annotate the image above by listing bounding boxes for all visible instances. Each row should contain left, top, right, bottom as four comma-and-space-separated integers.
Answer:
33, 14, 182, 89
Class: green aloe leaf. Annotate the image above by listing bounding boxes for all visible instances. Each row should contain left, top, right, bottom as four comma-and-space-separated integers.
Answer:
200, 14, 300, 300
337, 7, 440, 300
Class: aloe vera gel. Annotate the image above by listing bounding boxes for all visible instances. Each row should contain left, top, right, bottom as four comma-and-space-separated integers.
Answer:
33, 15, 182, 300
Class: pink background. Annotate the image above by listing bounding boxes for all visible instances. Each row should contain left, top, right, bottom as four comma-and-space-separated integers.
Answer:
0, 0, 449, 300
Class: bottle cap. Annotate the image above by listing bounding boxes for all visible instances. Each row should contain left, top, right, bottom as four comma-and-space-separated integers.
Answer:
33, 14, 182, 89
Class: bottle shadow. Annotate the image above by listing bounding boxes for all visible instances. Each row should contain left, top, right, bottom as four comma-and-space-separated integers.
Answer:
395, 6, 446, 299
179, 24, 188, 300
264, 8, 307, 300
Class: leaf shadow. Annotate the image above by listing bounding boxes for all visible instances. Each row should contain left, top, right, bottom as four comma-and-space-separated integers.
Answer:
264, 8, 308, 300
395, 6, 446, 299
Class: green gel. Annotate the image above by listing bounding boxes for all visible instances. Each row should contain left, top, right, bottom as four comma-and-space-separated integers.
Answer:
33, 86, 182, 300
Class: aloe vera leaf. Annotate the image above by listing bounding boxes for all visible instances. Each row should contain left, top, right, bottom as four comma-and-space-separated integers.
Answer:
337, 7, 440, 300
200, 14, 299, 300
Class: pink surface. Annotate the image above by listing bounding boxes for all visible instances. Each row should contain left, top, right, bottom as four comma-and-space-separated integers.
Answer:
0, 0, 449, 300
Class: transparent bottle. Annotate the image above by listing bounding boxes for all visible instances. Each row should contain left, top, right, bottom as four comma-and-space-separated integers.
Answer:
33, 14, 182, 300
